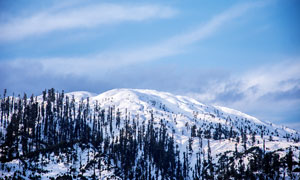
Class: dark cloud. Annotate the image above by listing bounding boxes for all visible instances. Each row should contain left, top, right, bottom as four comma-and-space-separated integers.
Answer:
209, 80, 245, 103
262, 87, 300, 101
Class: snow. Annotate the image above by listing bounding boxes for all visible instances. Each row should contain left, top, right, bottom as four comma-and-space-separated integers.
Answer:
79, 88, 300, 162
214, 105, 266, 126
1, 88, 299, 179
65, 91, 96, 101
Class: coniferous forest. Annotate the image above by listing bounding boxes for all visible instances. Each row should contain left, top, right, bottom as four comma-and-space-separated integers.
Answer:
0, 88, 299, 179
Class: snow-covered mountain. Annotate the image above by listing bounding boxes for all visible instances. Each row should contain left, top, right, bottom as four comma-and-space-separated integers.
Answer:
69, 88, 299, 140
0, 88, 299, 179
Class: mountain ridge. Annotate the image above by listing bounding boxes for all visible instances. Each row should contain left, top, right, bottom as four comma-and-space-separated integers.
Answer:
65, 88, 298, 134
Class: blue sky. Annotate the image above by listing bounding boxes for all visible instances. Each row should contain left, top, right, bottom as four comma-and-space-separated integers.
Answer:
0, 0, 299, 130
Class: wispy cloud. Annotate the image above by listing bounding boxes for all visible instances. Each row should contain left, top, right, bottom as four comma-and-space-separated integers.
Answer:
3, 1, 266, 78
192, 60, 300, 103
0, 3, 176, 42
97, 1, 267, 67
0, 1, 269, 84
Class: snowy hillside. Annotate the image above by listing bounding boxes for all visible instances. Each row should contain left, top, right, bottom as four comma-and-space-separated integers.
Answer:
70, 88, 299, 142
0, 88, 299, 179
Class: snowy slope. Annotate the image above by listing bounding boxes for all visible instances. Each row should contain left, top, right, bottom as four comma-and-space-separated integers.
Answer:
1, 88, 299, 179
67, 88, 298, 139
65, 88, 300, 164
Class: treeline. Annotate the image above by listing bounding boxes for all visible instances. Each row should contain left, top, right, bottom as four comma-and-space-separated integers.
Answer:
0, 88, 299, 179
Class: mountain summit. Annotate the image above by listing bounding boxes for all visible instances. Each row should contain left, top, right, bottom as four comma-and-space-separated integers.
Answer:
69, 88, 298, 138
1, 88, 299, 179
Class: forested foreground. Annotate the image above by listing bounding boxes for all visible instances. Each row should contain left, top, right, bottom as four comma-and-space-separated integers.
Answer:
0, 88, 299, 179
